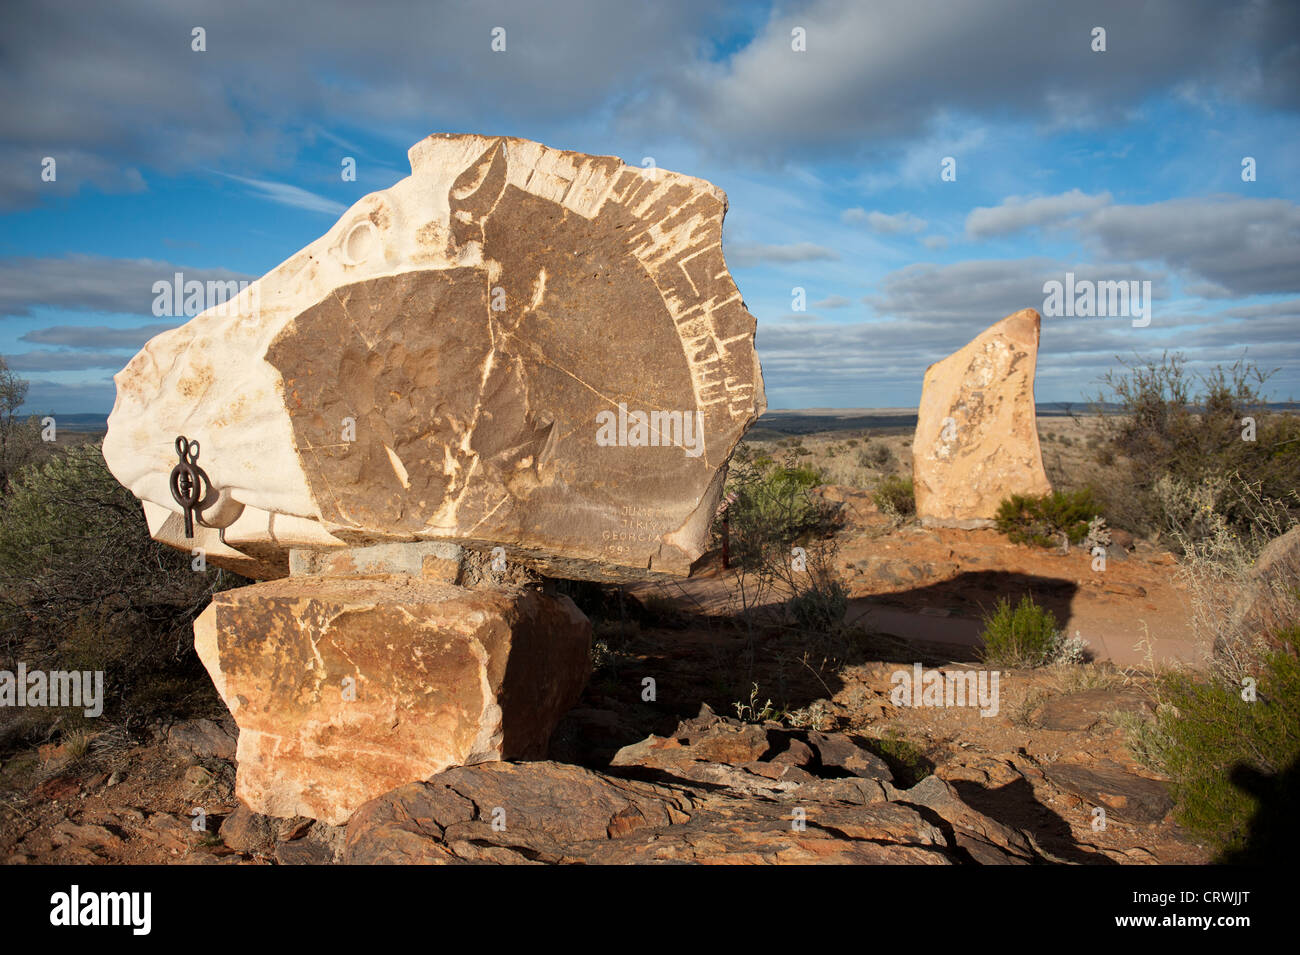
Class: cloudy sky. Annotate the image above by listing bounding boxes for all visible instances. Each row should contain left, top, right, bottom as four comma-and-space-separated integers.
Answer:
3, 0, 1298, 413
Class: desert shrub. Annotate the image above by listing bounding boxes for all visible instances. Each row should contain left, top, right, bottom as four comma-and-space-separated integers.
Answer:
995, 489, 1100, 547
1151, 474, 1298, 683
0, 443, 246, 731
0, 355, 50, 495
785, 568, 848, 633
716, 447, 849, 643
718, 447, 831, 570
733, 683, 784, 724
857, 441, 893, 469
873, 475, 915, 519
1131, 625, 1300, 861
1091, 352, 1300, 542
978, 595, 1074, 668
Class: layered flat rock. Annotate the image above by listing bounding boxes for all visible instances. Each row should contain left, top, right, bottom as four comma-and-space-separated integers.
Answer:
913, 308, 1051, 527
103, 134, 765, 582
194, 575, 591, 825
1042, 763, 1174, 824
343, 755, 1041, 865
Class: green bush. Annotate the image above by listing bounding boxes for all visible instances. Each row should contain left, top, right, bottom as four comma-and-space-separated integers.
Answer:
718, 449, 831, 570
978, 594, 1062, 668
0, 443, 245, 730
873, 475, 915, 519
995, 489, 1100, 547
1140, 625, 1300, 861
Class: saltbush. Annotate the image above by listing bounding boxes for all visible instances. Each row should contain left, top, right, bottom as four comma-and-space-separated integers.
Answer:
978, 594, 1065, 668
1143, 625, 1300, 862
995, 489, 1100, 548
0, 444, 244, 731
873, 475, 915, 519
1091, 353, 1300, 542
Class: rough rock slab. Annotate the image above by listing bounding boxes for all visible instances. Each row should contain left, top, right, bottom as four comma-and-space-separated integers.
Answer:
1043, 763, 1174, 824
103, 133, 765, 583
343, 757, 1044, 865
608, 705, 894, 794
218, 805, 278, 856
1029, 688, 1154, 732
194, 575, 591, 825
164, 717, 238, 762
913, 308, 1051, 527
885, 774, 1037, 864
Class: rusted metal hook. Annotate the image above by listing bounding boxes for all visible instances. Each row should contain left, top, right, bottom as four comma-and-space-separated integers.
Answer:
168, 435, 213, 538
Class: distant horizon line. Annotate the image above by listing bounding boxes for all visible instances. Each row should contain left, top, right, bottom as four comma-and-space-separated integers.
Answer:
29, 400, 1300, 433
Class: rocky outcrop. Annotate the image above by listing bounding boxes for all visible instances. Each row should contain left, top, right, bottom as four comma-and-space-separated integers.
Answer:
193, 575, 591, 825
913, 308, 1051, 527
164, 717, 238, 762
1028, 687, 1153, 732
1042, 763, 1174, 825
343, 707, 1043, 864
103, 133, 764, 583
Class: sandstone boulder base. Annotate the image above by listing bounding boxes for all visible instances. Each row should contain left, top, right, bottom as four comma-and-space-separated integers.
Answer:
193, 576, 591, 825
103, 134, 765, 582
913, 308, 1051, 527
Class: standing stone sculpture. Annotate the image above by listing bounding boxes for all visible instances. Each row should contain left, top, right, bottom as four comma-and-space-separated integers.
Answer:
912, 308, 1051, 527
103, 134, 765, 822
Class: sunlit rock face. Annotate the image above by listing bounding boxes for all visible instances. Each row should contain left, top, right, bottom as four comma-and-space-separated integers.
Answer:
194, 575, 592, 825
912, 308, 1052, 527
103, 134, 765, 582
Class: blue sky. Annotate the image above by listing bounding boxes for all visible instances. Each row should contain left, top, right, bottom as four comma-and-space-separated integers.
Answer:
3, 0, 1298, 413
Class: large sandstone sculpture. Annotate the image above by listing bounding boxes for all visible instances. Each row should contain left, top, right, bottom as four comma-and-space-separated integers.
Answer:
102, 134, 764, 824
103, 133, 765, 583
913, 308, 1051, 527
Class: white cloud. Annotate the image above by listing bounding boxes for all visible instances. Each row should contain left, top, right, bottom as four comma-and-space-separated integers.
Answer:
727, 241, 840, 268
812, 295, 852, 309
965, 189, 1113, 238
214, 173, 347, 215
0, 255, 254, 319
842, 208, 927, 234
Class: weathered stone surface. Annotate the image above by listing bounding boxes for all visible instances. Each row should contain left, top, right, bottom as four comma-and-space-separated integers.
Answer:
343, 755, 1042, 865
274, 821, 346, 865
807, 730, 893, 780
608, 705, 897, 794
913, 308, 1051, 527
885, 774, 1037, 864
287, 540, 463, 581
218, 805, 278, 856
164, 717, 238, 761
344, 762, 696, 864
194, 575, 591, 825
1043, 763, 1174, 824
1029, 687, 1153, 732
103, 133, 765, 583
